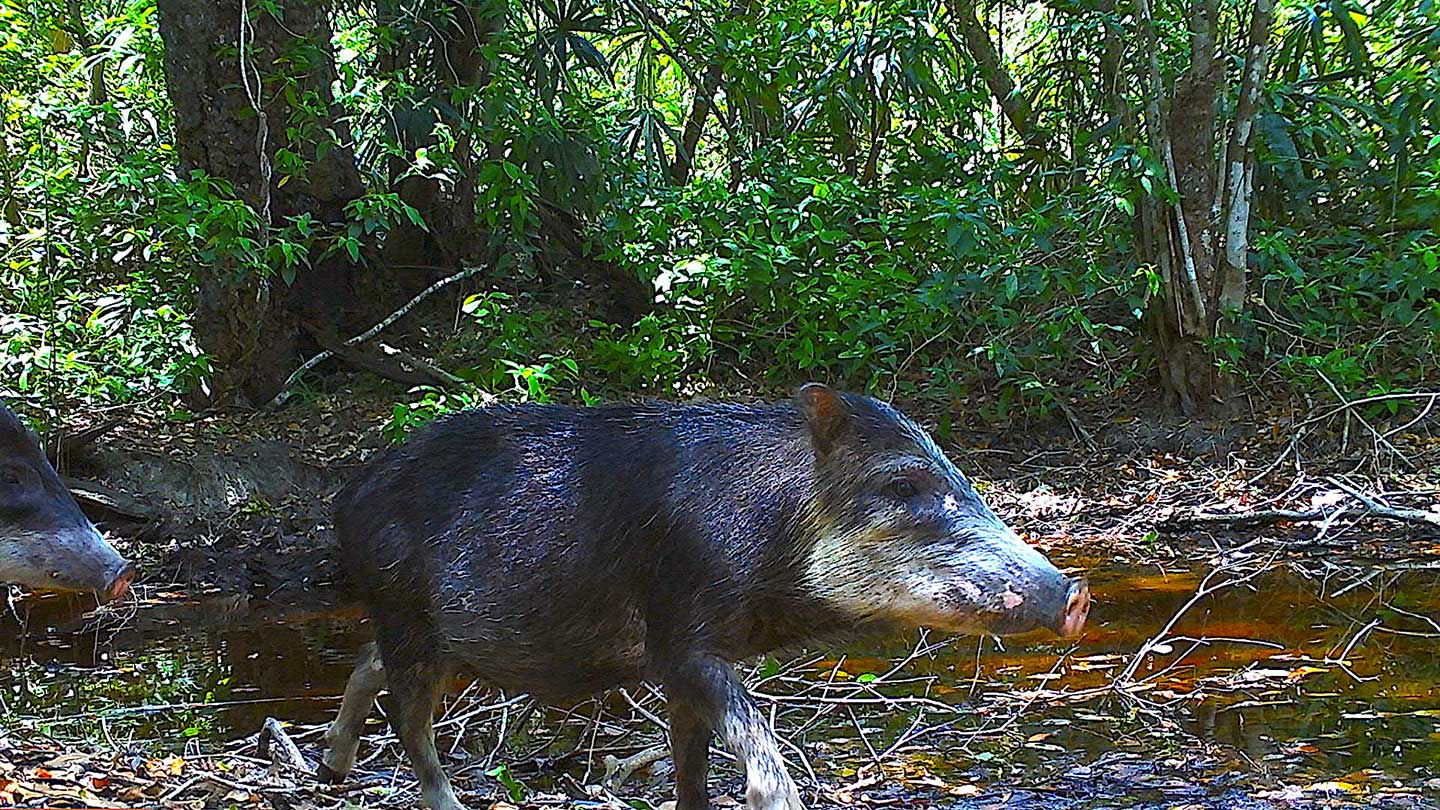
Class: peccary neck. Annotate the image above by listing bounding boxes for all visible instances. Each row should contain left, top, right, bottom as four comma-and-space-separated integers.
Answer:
657, 402, 890, 656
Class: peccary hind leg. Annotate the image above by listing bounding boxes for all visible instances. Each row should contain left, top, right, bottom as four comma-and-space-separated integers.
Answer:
318, 642, 386, 783
385, 659, 463, 810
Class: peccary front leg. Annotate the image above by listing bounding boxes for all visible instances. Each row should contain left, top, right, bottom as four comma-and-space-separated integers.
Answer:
319, 642, 385, 783
666, 656, 804, 810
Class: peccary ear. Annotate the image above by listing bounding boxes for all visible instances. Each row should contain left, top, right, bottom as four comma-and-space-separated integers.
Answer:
797, 383, 850, 455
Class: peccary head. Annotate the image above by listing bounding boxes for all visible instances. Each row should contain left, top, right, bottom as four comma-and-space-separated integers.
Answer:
0, 407, 133, 601
796, 384, 1088, 638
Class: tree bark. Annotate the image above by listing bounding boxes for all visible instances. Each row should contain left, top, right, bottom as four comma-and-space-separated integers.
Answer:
157, 0, 365, 407
1135, 0, 1274, 414
1216, 0, 1276, 314
1136, 0, 1214, 414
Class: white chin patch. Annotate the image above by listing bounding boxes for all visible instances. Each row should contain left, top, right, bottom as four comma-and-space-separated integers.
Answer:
877, 571, 974, 630
804, 526, 980, 630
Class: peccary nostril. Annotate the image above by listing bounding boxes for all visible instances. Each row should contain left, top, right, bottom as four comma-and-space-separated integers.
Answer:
1059, 579, 1090, 639
104, 564, 135, 602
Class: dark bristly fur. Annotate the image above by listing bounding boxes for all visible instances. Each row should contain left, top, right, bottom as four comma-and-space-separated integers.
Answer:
321, 385, 1087, 810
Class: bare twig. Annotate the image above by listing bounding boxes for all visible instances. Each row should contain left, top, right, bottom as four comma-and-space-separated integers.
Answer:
255, 716, 310, 773
1114, 548, 1277, 686
1164, 492, 1440, 531
1250, 391, 1439, 483
267, 263, 488, 409
1326, 618, 1381, 682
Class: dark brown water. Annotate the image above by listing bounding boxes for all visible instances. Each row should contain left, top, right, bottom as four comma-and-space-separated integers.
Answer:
3, 555, 1438, 801
828, 553, 1440, 801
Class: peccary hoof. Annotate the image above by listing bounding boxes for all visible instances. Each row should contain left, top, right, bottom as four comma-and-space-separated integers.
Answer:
315, 762, 342, 784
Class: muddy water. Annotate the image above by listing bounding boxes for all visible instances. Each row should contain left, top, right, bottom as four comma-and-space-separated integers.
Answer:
2, 557, 1438, 796
835, 554, 1440, 799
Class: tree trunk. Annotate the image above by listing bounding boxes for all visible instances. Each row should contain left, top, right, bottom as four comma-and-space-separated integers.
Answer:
668, 0, 752, 185
1136, 0, 1273, 414
951, 2, 1036, 144
1217, 0, 1275, 314
670, 59, 724, 185
157, 0, 365, 407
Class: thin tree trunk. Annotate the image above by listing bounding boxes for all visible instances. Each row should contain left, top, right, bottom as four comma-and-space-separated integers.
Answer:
1136, 0, 1213, 413
1217, 0, 1275, 313
950, 2, 1036, 143
671, 60, 724, 185
65, 0, 105, 179
669, 0, 754, 185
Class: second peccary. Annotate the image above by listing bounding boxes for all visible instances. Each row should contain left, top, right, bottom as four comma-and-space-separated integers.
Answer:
0, 406, 132, 602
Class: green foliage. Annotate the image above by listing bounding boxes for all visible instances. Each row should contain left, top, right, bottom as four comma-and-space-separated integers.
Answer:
383, 386, 484, 442
4, 0, 1437, 423
484, 763, 529, 803
590, 171, 1149, 417
1, 1, 202, 414
1245, 227, 1440, 393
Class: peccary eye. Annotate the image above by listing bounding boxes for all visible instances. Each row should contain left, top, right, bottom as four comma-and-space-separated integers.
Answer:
886, 479, 917, 500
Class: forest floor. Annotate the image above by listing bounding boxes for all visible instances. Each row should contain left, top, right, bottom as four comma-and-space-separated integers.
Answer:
3, 387, 1439, 809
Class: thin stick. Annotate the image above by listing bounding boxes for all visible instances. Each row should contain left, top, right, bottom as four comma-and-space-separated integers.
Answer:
1164, 497, 1440, 531
267, 263, 488, 409
1115, 550, 1277, 686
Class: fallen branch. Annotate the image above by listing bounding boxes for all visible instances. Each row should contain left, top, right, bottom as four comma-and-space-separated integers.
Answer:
601, 746, 668, 789
1163, 495, 1440, 531
266, 263, 487, 409
304, 325, 456, 390
63, 476, 161, 522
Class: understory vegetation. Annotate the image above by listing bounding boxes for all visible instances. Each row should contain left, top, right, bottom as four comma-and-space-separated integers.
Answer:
1, 0, 1436, 428
4, 5, 1440, 807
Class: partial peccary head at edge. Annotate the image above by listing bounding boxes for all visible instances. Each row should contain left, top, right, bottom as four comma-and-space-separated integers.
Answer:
0, 406, 133, 602
795, 383, 1089, 639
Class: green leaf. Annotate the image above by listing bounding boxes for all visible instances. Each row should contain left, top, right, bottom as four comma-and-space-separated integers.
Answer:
1328, 0, 1374, 80
758, 657, 781, 679
485, 764, 528, 803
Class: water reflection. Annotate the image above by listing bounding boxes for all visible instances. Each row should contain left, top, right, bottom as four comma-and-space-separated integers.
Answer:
1, 595, 366, 739
2, 557, 1437, 789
